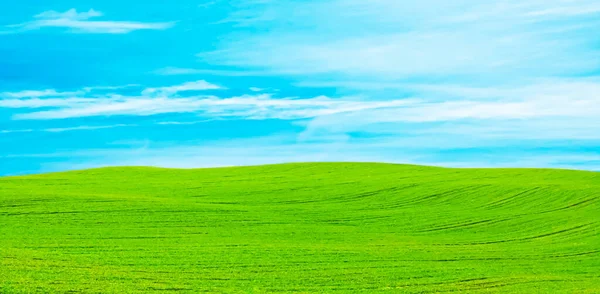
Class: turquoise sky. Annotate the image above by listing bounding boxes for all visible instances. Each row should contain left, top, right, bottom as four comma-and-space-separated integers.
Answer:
1, 0, 599, 175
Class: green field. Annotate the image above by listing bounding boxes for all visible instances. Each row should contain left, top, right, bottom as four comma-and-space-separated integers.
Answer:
1, 163, 598, 293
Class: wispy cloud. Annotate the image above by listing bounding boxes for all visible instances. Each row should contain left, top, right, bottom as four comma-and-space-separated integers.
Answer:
81, 84, 141, 92
5, 93, 415, 120
0, 84, 140, 99
525, 3, 600, 17
156, 120, 214, 125
0, 124, 137, 134
43, 124, 135, 133
198, 1, 220, 9
0, 97, 98, 108
191, 0, 600, 148
141, 80, 224, 96
3, 79, 599, 128
153, 67, 270, 77
0, 89, 84, 98
3, 8, 175, 34
203, 0, 600, 83
1, 124, 135, 134
0, 129, 34, 134
299, 79, 600, 137
153, 67, 209, 75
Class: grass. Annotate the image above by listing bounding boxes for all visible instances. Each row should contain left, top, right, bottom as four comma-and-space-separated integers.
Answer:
0, 162, 598, 293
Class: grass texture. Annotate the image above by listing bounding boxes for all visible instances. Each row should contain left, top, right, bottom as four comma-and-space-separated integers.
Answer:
1, 163, 599, 293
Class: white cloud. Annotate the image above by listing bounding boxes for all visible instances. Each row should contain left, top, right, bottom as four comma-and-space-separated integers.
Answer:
4, 8, 174, 34
198, 1, 219, 9
0, 129, 34, 134
0, 84, 140, 99
141, 80, 224, 96
153, 67, 270, 77
6, 93, 416, 120
0, 97, 98, 108
299, 79, 600, 138
156, 120, 213, 125
2, 78, 599, 157
200, 0, 600, 150
526, 3, 600, 17
153, 67, 208, 75
0, 124, 135, 134
204, 29, 598, 80
0, 89, 84, 98
249, 87, 264, 92
3, 79, 600, 128
44, 124, 135, 133
81, 84, 141, 92
202, 0, 600, 82
34, 9, 103, 20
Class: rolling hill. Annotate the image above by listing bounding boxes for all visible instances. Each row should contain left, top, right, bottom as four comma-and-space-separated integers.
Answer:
1, 163, 598, 293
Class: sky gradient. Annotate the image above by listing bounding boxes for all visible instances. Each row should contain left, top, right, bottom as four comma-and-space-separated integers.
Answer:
1, 0, 600, 175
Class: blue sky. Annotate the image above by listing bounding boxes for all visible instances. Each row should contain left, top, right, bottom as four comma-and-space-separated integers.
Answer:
1, 0, 600, 175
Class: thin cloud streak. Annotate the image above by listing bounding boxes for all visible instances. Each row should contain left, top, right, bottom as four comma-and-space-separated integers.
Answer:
7, 94, 417, 120
153, 67, 273, 77
141, 80, 224, 96
3, 8, 174, 34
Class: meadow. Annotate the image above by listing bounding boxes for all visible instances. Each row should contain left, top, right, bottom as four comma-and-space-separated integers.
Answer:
0, 163, 598, 293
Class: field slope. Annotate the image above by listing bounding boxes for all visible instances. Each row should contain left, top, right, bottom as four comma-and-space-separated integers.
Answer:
1, 163, 599, 293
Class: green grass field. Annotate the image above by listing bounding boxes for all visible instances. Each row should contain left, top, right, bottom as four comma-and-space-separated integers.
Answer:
1, 163, 598, 293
